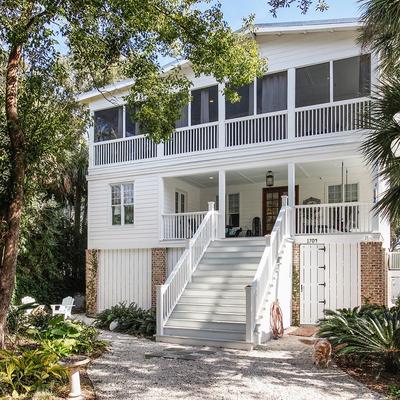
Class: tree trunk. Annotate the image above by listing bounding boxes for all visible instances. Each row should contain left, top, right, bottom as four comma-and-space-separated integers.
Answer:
0, 45, 24, 349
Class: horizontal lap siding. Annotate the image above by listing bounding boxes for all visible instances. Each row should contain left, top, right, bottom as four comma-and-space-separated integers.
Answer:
98, 249, 152, 311
258, 31, 361, 71
88, 176, 160, 249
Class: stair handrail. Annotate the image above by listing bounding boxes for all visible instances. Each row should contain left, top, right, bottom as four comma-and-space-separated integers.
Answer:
246, 196, 291, 343
156, 202, 218, 336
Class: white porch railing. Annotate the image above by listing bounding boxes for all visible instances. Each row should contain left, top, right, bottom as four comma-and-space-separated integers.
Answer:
295, 98, 370, 138
157, 202, 218, 336
93, 135, 157, 165
389, 252, 400, 270
163, 122, 218, 156
295, 202, 373, 235
246, 196, 291, 343
161, 211, 208, 240
225, 110, 287, 147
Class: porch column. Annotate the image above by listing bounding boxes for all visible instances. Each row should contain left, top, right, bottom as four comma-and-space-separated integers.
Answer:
288, 162, 296, 207
372, 169, 390, 248
218, 83, 226, 149
218, 170, 226, 238
287, 68, 296, 140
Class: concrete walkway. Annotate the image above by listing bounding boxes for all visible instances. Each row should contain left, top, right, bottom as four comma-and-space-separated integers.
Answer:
88, 330, 383, 400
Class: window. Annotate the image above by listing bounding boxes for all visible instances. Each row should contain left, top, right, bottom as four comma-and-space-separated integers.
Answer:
111, 183, 134, 225
296, 63, 330, 107
94, 107, 123, 142
191, 85, 218, 125
257, 71, 288, 114
227, 193, 240, 227
125, 106, 141, 137
174, 190, 186, 213
328, 183, 359, 203
225, 83, 254, 120
175, 105, 189, 128
333, 55, 371, 101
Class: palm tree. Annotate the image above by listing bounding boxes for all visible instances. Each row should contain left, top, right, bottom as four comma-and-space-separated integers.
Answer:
361, 76, 400, 228
359, 0, 400, 75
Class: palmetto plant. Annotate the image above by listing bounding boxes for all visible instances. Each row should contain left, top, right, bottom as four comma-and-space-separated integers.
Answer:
318, 307, 400, 373
361, 75, 400, 224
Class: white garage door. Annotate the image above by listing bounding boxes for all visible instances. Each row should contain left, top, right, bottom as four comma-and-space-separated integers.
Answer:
300, 242, 360, 325
98, 249, 152, 311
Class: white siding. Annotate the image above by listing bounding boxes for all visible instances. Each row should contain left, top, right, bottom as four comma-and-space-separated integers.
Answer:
164, 178, 201, 213
88, 175, 160, 249
167, 248, 185, 276
98, 249, 152, 311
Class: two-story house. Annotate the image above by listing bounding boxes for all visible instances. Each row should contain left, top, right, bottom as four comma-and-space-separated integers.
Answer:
81, 18, 390, 350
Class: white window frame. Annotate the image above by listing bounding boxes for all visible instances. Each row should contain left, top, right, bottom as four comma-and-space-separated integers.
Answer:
174, 189, 187, 214
110, 182, 135, 226
327, 183, 359, 204
227, 193, 240, 227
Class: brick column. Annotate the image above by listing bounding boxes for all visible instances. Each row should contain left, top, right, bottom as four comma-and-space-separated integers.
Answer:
360, 241, 387, 305
292, 244, 300, 326
151, 248, 167, 309
85, 249, 99, 317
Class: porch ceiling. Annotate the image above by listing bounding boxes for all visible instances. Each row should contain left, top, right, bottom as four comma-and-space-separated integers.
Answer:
174, 157, 367, 189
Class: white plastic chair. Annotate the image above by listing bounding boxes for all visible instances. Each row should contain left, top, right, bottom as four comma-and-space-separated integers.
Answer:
51, 296, 74, 319
21, 296, 37, 315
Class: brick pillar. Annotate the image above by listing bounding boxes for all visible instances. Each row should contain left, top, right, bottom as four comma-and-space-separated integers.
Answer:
151, 248, 167, 309
360, 241, 387, 305
292, 244, 300, 326
85, 249, 99, 317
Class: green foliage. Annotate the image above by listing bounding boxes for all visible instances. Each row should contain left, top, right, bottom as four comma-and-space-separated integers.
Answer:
29, 316, 106, 357
0, 347, 67, 397
318, 305, 400, 373
267, 0, 329, 16
389, 384, 400, 399
6, 302, 38, 336
15, 197, 85, 305
95, 302, 156, 337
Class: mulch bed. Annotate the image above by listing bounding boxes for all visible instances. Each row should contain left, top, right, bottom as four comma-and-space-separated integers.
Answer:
335, 357, 399, 397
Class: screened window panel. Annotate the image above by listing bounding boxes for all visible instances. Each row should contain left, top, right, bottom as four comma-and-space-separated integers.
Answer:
123, 184, 134, 205
94, 107, 123, 142
225, 83, 254, 119
125, 106, 141, 137
333, 55, 371, 101
124, 205, 134, 224
175, 105, 189, 128
111, 185, 121, 206
191, 85, 218, 125
257, 71, 288, 114
112, 206, 121, 225
296, 63, 330, 107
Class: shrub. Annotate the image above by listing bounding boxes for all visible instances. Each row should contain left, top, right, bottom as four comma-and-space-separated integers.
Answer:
318, 305, 400, 373
389, 384, 400, 399
94, 302, 156, 337
0, 347, 67, 397
29, 316, 106, 356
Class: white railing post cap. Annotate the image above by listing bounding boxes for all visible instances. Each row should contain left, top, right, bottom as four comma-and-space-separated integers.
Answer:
281, 195, 288, 207
208, 201, 215, 211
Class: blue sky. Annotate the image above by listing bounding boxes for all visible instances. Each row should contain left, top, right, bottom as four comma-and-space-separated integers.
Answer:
218, 0, 360, 29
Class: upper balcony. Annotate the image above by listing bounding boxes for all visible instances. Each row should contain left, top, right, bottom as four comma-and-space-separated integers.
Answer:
89, 54, 373, 168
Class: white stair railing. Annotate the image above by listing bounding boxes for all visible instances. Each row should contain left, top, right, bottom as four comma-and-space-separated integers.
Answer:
156, 202, 218, 336
246, 196, 291, 343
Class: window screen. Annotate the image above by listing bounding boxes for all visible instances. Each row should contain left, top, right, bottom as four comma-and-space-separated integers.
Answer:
225, 83, 254, 119
333, 55, 371, 101
191, 85, 218, 125
125, 107, 141, 137
94, 107, 123, 142
257, 71, 288, 114
296, 63, 330, 107
175, 105, 189, 128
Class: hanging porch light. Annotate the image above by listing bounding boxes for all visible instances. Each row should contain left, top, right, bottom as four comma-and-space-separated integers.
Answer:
266, 170, 274, 187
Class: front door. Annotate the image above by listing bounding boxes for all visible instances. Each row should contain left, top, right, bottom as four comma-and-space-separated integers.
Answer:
300, 244, 326, 325
262, 186, 298, 235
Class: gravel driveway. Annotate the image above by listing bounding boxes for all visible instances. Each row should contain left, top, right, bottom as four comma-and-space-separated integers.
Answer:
88, 331, 383, 400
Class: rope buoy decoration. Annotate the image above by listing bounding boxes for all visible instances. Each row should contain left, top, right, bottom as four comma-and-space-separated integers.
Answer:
270, 300, 284, 339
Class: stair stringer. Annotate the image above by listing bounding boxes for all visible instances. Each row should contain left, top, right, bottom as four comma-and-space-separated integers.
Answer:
254, 239, 294, 344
